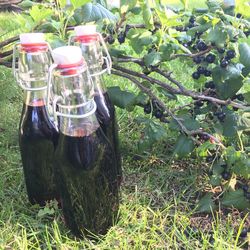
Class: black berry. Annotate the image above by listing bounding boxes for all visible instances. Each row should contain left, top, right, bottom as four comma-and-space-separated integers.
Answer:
221, 171, 231, 180
144, 105, 151, 114
244, 191, 250, 199
154, 110, 163, 119
221, 164, 227, 169
205, 54, 216, 63
118, 32, 125, 44
189, 16, 195, 24
143, 69, 151, 75
205, 81, 215, 89
204, 69, 212, 77
217, 47, 225, 54
220, 59, 229, 68
239, 228, 248, 238
242, 184, 248, 192
206, 155, 214, 163
244, 30, 250, 37
226, 50, 236, 59
107, 35, 115, 44
197, 40, 208, 51
217, 112, 226, 121
236, 13, 242, 18
193, 56, 202, 64
192, 71, 200, 80
236, 94, 244, 101
195, 100, 204, 107
201, 134, 210, 141
197, 66, 206, 74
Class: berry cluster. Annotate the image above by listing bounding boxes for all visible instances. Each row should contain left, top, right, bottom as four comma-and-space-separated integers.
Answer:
102, 25, 128, 45
143, 100, 168, 122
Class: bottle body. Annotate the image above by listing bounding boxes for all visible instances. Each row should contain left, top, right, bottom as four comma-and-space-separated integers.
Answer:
55, 127, 119, 236
19, 96, 59, 205
94, 84, 122, 185
50, 56, 119, 236
74, 37, 122, 185
14, 39, 59, 205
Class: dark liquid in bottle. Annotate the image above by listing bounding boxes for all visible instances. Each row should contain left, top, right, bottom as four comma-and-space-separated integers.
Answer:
55, 128, 119, 237
19, 101, 59, 205
94, 92, 122, 185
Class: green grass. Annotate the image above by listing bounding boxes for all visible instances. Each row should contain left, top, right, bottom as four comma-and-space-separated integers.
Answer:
0, 64, 249, 249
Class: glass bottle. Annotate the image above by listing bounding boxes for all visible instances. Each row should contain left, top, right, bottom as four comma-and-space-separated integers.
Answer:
49, 46, 119, 236
69, 25, 122, 186
12, 33, 59, 205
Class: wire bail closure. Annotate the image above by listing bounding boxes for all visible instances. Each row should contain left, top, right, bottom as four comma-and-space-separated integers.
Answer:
48, 63, 97, 131
68, 32, 112, 76
52, 96, 97, 130
12, 42, 53, 92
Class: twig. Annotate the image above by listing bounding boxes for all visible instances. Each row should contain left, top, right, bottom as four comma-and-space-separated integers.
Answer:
0, 36, 19, 49
112, 64, 181, 94
112, 68, 225, 147
0, 61, 12, 68
0, 50, 12, 58
170, 46, 212, 59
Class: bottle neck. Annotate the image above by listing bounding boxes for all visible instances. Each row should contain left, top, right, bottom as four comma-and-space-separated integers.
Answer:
23, 89, 47, 106
52, 64, 99, 136
77, 42, 107, 94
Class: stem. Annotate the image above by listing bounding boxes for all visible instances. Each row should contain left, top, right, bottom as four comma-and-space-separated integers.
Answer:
170, 46, 212, 59
112, 68, 225, 147
112, 64, 181, 94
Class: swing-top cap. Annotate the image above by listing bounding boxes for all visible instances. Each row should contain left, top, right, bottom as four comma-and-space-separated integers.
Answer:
52, 46, 83, 67
74, 25, 97, 36
19, 33, 45, 44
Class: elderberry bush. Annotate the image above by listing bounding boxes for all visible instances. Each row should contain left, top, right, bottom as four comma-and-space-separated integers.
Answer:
106, 0, 250, 211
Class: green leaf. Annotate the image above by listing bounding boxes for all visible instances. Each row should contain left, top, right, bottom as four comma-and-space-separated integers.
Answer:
222, 190, 250, 210
71, 0, 90, 10
29, 5, 53, 23
212, 64, 244, 99
206, 24, 227, 48
239, 43, 250, 75
58, 0, 67, 8
120, 0, 137, 13
159, 44, 175, 61
127, 29, 157, 54
156, 87, 177, 100
210, 175, 222, 186
222, 110, 238, 137
144, 52, 161, 67
74, 3, 117, 24
243, 92, 250, 103
196, 141, 216, 157
187, 22, 212, 37
46, 35, 66, 49
207, 0, 222, 12
235, 0, 250, 18
174, 134, 195, 157
37, 207, 55, 217
196, 193, 216, 213
233, 158, 250, 179
170, 115, 200, 131
19, 0, 35, 9
107, 86, 137, 111
142, 2, 154, 30
136, 118, 167, 152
